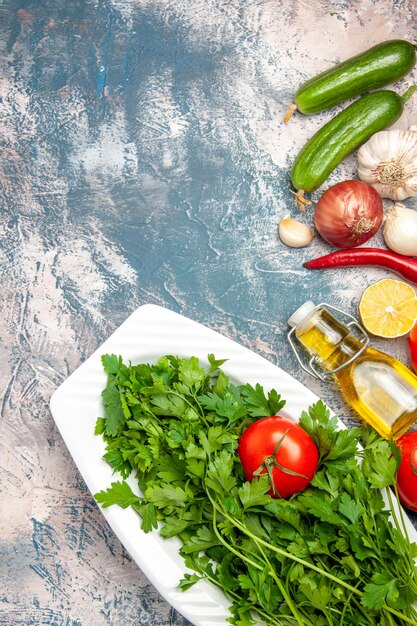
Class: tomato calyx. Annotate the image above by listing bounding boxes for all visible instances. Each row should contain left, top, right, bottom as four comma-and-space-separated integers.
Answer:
252, 428, 309, 497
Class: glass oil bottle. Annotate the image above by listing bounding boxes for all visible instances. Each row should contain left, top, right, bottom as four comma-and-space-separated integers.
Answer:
287, 301, 417, 439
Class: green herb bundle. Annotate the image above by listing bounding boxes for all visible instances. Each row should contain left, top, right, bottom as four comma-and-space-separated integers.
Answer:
94, 354, 417, 626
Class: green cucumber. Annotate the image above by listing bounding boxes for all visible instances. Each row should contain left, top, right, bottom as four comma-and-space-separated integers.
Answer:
291, 86, 416, 199
285, 40, 416, 121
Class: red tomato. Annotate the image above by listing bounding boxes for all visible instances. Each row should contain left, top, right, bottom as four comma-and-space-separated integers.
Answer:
408, 324, 417, 374
396, 431, 417, 512
237, 416, 319, 498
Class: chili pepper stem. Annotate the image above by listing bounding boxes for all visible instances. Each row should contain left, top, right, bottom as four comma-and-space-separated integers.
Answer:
284, 103, 298, 123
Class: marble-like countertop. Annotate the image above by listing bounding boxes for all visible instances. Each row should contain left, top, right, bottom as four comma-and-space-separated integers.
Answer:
1, 1, 417, 624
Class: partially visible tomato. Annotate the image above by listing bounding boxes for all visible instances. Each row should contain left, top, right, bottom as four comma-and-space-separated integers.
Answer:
237, 416, 319, 499
396, 431, 417, 512
408, 324, 417, 374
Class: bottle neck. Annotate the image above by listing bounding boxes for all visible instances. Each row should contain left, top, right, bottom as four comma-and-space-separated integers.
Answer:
321, 335, 364, 373
295, 307, 364, 373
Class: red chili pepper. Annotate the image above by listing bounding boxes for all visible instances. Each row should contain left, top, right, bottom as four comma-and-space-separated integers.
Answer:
304, 248, 417, 286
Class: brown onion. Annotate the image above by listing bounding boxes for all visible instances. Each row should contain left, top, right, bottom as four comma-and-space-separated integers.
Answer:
314, 180, 383, 248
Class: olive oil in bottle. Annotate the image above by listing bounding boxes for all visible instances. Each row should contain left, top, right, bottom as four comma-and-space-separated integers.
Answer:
287, 301, 417, 439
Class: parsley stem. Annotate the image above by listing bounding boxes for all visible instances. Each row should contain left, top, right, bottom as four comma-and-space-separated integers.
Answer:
209, 494, 417, 625
167, 390, 209, 427
193, 566, 283, 626
388, 483, 414, 548
386, 485, 417, 588
212, 496, 362, 593
366, 498, 382, 560
210, 499, 264, 572
190, 391, 206, 423
351, 596, 378, 625
339, 587, 356, 625
210, 492, 311, 626
255, 541, 314, 626
209, 500, 296, 626
385, 485, 403, 538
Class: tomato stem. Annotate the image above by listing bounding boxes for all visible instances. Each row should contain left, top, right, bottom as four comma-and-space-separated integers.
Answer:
253, 429, 309, 496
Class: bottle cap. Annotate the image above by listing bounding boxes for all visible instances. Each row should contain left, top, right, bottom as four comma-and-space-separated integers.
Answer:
287, 301, 316, 328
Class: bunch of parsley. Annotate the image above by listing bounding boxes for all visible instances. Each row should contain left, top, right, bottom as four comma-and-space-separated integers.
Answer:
95, 354, 417, 626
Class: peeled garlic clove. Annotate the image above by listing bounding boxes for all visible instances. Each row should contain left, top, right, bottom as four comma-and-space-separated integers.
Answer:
278, 215, 314, 248
383, 203, 417, 256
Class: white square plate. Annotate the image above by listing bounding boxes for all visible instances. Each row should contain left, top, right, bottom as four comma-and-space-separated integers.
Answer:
50, 304, 417, 626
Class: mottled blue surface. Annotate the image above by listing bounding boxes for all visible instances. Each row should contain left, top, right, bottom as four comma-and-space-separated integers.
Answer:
1, 0, 417, 624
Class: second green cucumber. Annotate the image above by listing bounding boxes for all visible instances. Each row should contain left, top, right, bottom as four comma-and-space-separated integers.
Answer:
285, 39, 416, 122
291, 87, 416, 199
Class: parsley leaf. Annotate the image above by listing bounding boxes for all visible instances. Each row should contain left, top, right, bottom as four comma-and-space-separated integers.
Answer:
338, 492, 363, 525
238, 476, 271, 510
207, 353, 228, 373
206, 450, 237, 494
103, 448, 132, 478
240, 383, 285, 417
137, 502, 158, 533
101, 382, 126, 436
298, 492, 343, 525
361, 439, 398, 489
362, 571, 400, 610
178, 573, 201, 591
95, 417, 106, 435
178, 356, 207, 390
95, 480, 140, 508
145, 483, 189, 508
101, 353, 122, 375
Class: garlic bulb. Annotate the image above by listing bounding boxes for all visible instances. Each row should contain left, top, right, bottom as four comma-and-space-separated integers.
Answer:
278, 215, 314, 248
357, 127, 417, 200
383, 203, 417, 256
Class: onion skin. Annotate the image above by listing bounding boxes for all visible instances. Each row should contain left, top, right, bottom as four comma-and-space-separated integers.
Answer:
314, 180, 383, 248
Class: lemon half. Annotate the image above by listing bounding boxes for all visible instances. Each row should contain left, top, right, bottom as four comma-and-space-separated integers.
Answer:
359, 278, 417, 339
